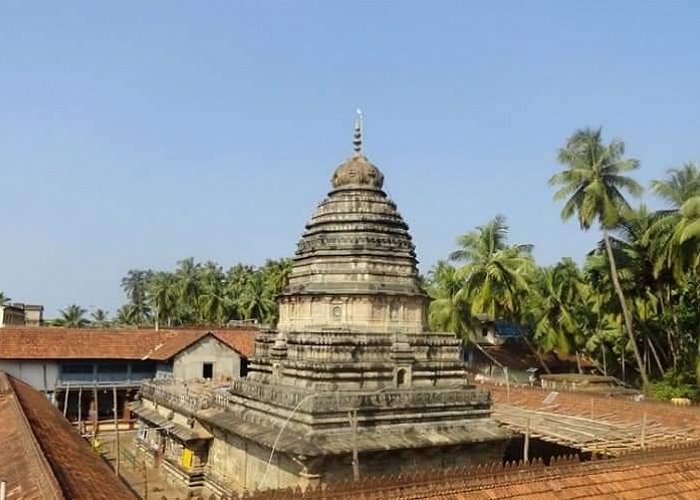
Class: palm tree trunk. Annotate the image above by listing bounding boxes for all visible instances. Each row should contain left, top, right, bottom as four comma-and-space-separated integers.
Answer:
602, 344, 607, 376
603, 229, 650, 391
648, 337, 664, 375
660, 285, 678, 370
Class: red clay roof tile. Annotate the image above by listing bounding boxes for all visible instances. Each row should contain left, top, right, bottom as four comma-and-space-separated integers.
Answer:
0, 371, 137, 499
0, 326, 256, 360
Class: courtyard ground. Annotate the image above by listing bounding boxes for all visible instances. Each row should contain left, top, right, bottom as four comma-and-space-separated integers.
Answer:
97, 430, 191, 500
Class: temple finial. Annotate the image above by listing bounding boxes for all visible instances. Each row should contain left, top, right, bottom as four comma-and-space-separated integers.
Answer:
353, 109, 363, 154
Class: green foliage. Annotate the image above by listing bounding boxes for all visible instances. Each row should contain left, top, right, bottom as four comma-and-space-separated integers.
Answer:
425, 129, 700, 391
117, 258, 292, 327
426, 261, 471, 339
90, 309, 111, 328
54, 304, 90, 328
449, 215, 534, 321
652, 371, 700, 402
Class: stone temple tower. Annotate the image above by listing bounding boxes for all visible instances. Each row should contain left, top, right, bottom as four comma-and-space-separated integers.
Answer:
249, 116, 466, 391
218, 117, 510, 489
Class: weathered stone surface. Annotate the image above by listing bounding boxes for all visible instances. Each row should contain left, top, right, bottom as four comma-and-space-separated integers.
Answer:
137, 135, 510, 493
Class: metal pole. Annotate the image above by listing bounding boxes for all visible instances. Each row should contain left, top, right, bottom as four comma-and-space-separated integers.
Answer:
1, 480, 6, 500
63, 383, 70, 417
641, 411, 648, 450
523, 417, 530, 463
113, 386, 120, 477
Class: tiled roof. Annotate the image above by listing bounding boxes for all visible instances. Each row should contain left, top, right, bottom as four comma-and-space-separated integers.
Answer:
488, 383, 700, 440
146, 329, 257, 360
242, 443, 700, 499
0, 372, 137, 499
0, 327, 256, 360
474, 340, 594, 371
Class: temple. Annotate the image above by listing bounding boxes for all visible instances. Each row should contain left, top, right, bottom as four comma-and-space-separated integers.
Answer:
132, 117, 510, 494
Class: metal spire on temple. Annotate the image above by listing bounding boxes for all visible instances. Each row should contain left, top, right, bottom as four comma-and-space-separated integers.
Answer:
353, 108, 363, 153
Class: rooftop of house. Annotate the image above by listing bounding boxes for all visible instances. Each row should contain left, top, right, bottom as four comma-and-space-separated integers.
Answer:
0, 326, 257, 361
469, 339, 595, 372
0, 371, 137, 499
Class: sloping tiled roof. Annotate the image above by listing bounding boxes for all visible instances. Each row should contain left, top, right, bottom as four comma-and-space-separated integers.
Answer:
0, 372, 137, 499
147, 329, 257, 360
242, 443, 700, 499
488, 383, 700, 439
474, 340, 594, 371
0, 327, 256, 360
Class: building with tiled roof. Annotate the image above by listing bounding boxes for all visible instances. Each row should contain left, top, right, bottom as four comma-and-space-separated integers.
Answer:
0, 326, 257, 425
0, 371, 137, 499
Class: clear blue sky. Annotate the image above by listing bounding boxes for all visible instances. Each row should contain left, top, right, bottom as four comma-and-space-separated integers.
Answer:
1, 1, 699, 317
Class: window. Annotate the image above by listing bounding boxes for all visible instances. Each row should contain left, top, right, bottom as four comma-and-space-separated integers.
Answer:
202, 363, 213, 379
61, 363, 94, 383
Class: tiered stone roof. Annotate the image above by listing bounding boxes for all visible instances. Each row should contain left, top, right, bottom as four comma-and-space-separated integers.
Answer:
283, 152, 422, 300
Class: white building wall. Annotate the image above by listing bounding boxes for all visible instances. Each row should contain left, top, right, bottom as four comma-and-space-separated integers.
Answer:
172, 336, 242, 381
0, 360, 61, 392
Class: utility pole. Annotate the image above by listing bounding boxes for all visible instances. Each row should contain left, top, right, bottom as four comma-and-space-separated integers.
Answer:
348, 410, 360, 481
113, 386, 120, 476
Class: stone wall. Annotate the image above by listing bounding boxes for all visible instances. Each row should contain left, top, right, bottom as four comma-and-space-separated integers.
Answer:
319, 441, 510, 484
207, 428, 305, 491
277, 294, 426, 334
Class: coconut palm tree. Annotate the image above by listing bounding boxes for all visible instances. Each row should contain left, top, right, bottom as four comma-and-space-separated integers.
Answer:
147, 272, 178, 330
528, 259, 585, 355
224, 264, 257, 319
426, 261, 471, 338
55, 304, 90, 328
197, 261, 228, 325
115, 304, 138, 326
549, 127, 649, 390
121, 269, 152, 324
647, 163, 700, 280
0, 292, 10, 305
650, 163, 700, 207
450, 215, 534, 320
175, 257, 201, 318
90, 309, 111, 328
261, 259, 293, 297
237, 272, 277, 324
